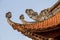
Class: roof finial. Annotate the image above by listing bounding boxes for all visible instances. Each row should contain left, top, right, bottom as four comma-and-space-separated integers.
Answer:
6, 12, 12, 18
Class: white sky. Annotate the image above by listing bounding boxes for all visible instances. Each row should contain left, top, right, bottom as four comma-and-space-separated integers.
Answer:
0, 0, 57, 40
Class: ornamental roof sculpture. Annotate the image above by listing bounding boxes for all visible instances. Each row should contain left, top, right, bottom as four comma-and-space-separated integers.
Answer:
6, 0, 60, 40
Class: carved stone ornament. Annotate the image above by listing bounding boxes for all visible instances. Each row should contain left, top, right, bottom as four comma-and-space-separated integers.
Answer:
6, 0, 60, 40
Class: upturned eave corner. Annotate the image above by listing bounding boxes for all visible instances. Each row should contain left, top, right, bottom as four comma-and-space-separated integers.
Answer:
6, 0, 60, 40
6, 12, 19, 30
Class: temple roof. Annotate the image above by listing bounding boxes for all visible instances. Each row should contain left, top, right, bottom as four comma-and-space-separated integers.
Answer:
6, 0, 60, 40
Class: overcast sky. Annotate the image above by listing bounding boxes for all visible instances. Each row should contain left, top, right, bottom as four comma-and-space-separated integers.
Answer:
0, 0, 57, 40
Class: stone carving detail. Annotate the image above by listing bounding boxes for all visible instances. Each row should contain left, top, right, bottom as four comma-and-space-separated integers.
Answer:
6, 0, 60, 40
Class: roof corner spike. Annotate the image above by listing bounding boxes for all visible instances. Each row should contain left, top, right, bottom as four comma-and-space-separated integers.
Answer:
6, 12, 16, 27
